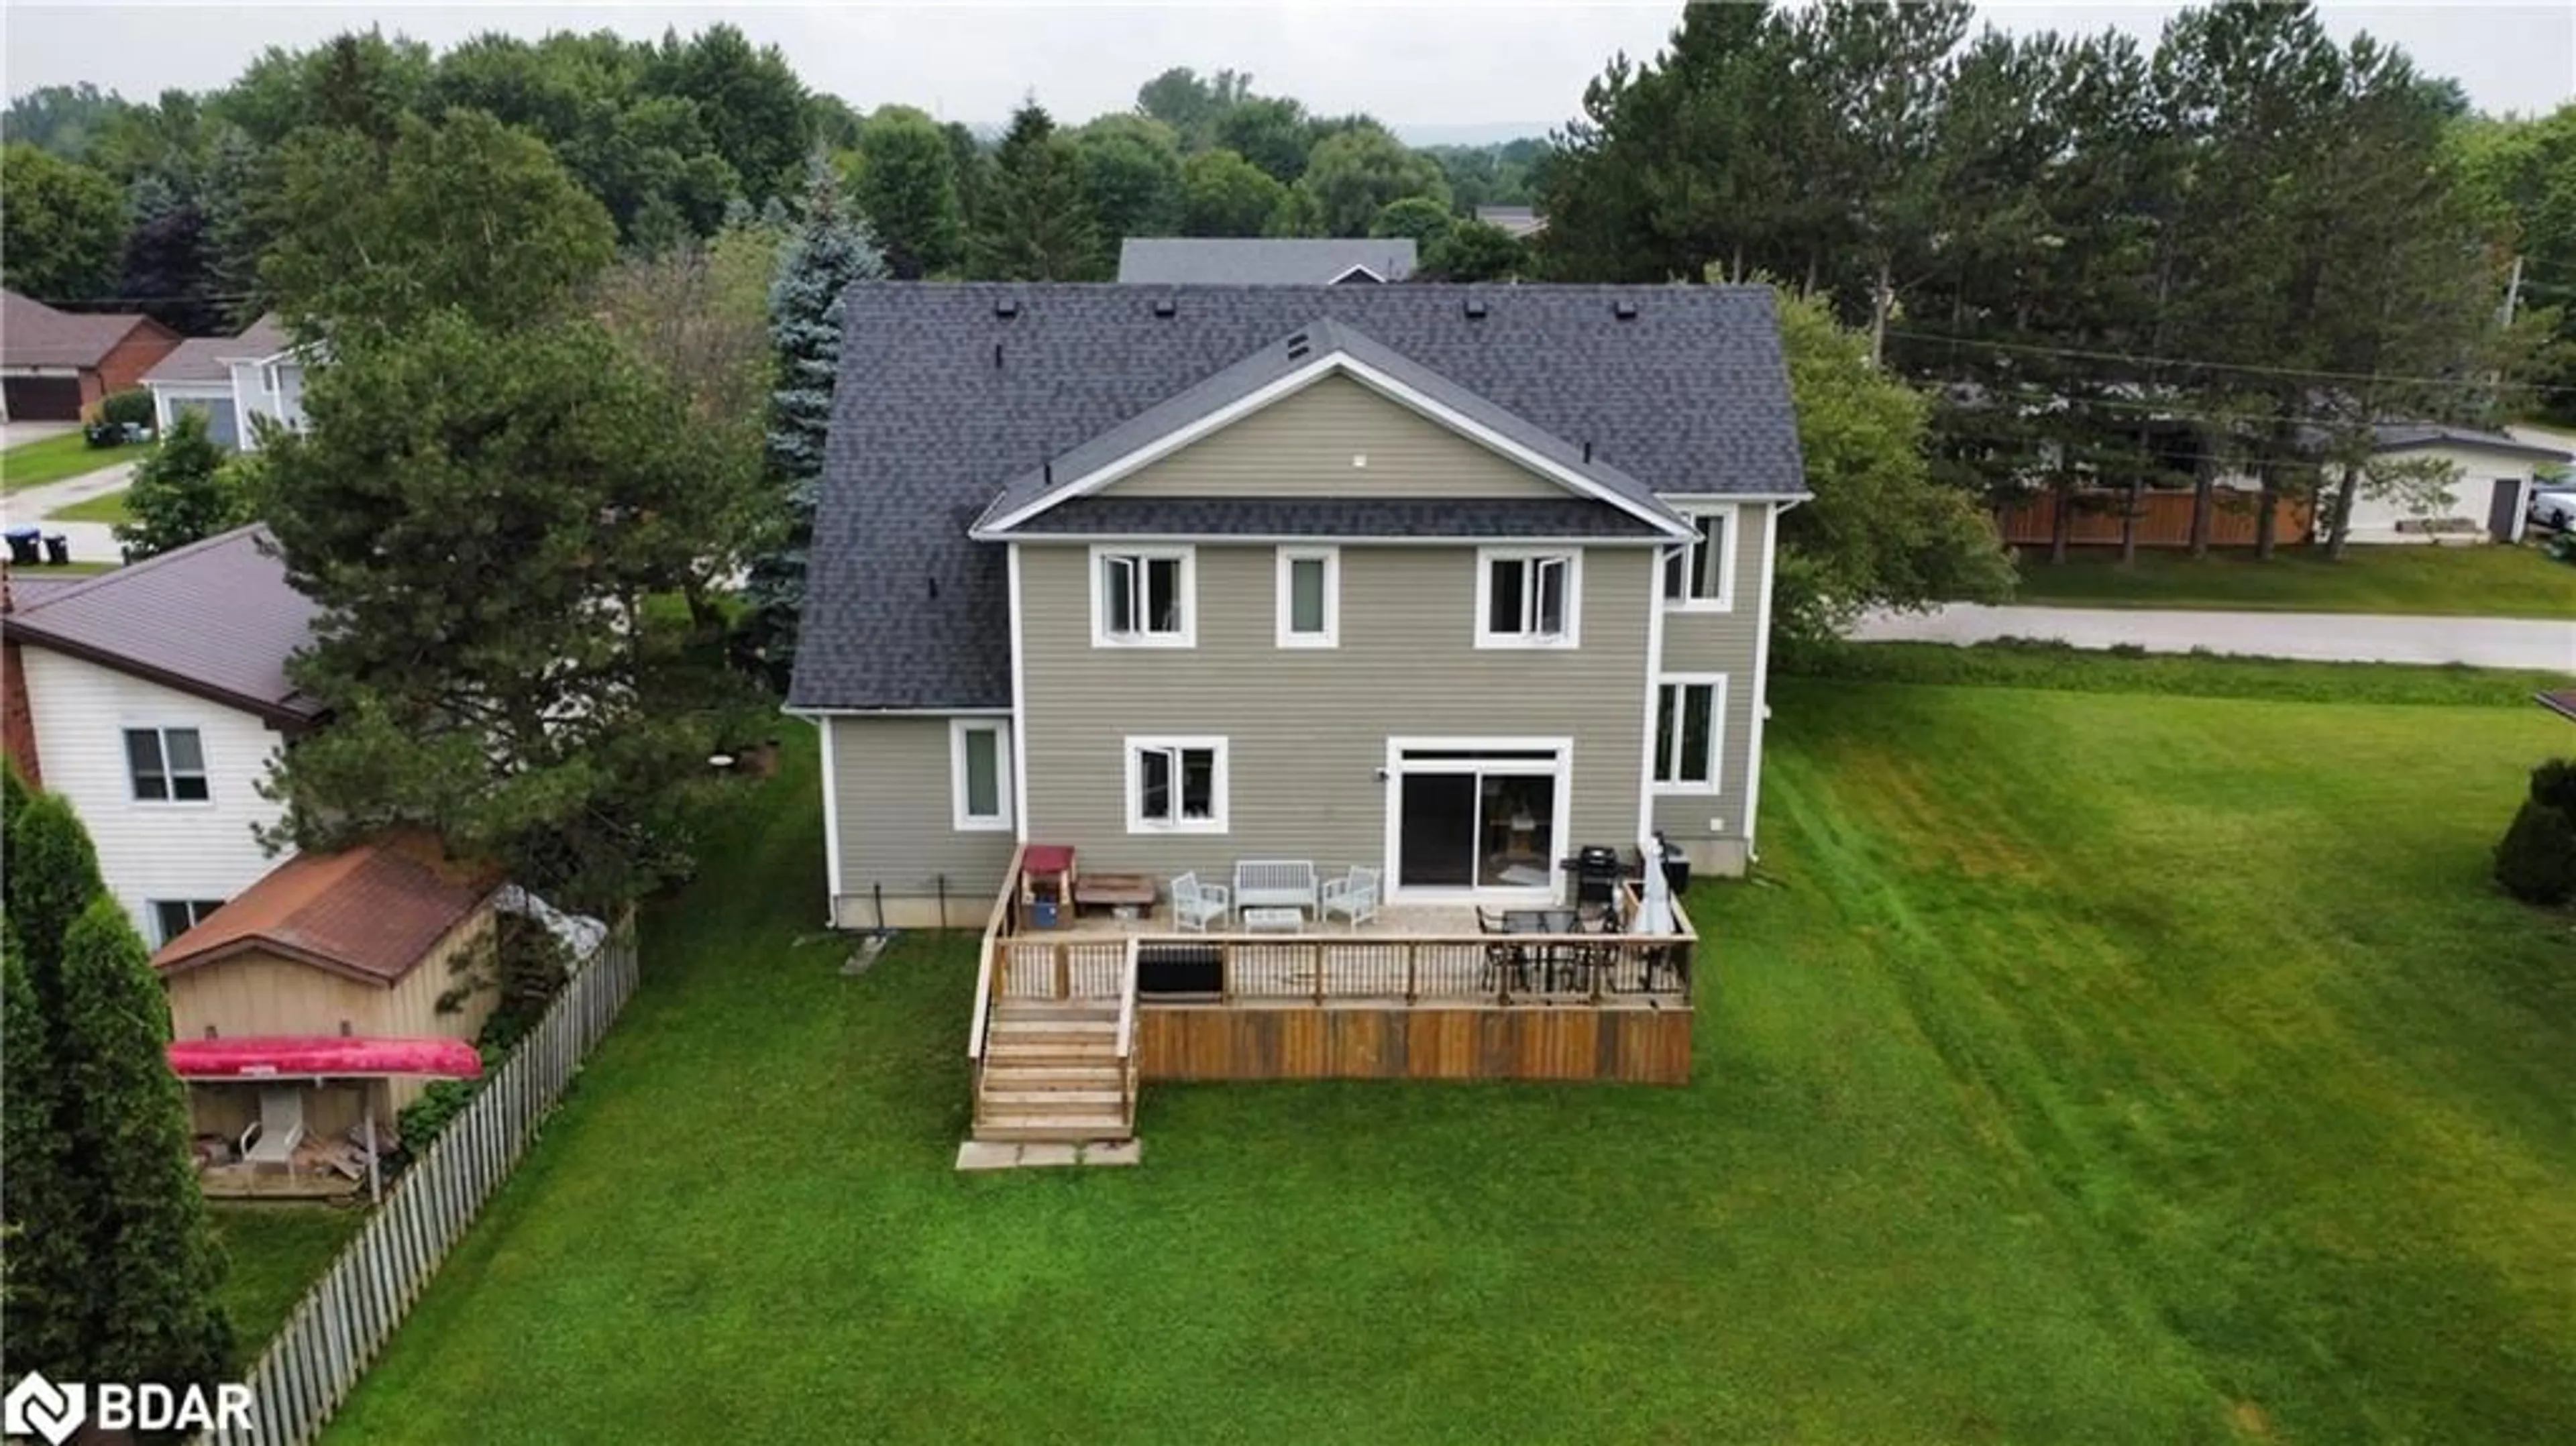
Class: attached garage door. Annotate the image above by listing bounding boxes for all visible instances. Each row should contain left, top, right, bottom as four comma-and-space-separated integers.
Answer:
3, 375, 84, 421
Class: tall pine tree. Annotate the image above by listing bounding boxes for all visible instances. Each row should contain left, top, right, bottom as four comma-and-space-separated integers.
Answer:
54, 897, 233, 1387
743, 153, 886, 687
968, 102, 1102, 282
5, 789, 107, 1003
1, 926, 83, 1380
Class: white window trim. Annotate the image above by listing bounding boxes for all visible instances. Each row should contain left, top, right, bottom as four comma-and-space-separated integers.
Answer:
1473, 547, 1582, 650
1088, 543, 1197, 649
123, 724, 213, 807
949, 718, 1014, 832
1662, 504, 1738, 614
1651, 673, 1729, 795
1275, 545, 1340, 649
1379, 735, 1574, 905
1124, 735, 1230, 835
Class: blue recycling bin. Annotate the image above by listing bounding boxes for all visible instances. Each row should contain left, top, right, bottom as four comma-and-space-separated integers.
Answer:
4, 526, 40, 566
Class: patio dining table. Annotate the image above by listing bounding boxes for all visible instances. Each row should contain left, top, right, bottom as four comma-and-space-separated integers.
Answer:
1497, 908, 1594, 991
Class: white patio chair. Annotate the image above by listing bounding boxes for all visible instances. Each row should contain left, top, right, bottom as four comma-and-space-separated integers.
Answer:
1171, 872, 1230, 933
241, 1086, 307, 1169
1320, 866, 1381, 930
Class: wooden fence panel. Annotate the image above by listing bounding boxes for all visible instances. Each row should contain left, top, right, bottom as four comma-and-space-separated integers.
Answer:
1997, 490, 2314, 549
202, 921, 640, 1446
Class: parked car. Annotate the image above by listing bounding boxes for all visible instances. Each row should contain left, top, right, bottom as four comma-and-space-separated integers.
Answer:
2528, 486, 2576, 532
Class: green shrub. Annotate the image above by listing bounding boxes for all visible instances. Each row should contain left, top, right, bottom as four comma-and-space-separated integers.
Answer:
2529, 759, 2576, 814
2494, 796, 2576, 905
394, 1078, 480, 1152
99, 388, 153, 430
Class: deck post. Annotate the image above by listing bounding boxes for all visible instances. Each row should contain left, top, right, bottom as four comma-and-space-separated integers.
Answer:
1312, 940, 1325, 1008
1219, 940, 1233, 1005
1403, 942, 1417, 1006
1053, 945, 1069, 1001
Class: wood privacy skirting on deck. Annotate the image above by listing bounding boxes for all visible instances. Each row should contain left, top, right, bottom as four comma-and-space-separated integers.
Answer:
1135, 1004, 1692, 1085
1996, 490, 2314, 549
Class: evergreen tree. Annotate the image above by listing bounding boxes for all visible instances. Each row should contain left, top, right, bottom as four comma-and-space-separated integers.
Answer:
116, 411, 251, 560
968, 103, 1102, 282
4, 790, 107, 1003
53, 897, 232, 1387
743, 154, 888, 685
117, 174, 225, 335
1, 927, 83, 1380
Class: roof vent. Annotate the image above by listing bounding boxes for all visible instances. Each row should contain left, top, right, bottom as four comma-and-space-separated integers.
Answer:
928, 575, 940, 601
1464, 298, 1489, 320
1152, 298, 1178, 319
1613, 299, 1640, 321
993, 343, 1004, 370
1582, 441, 1593, 464
1285, 329, 1312, 360
1042, 460, 1054, 488
994, 298, 1020, 319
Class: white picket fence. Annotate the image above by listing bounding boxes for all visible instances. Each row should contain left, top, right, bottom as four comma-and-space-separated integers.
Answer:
203, 921, 641, 1446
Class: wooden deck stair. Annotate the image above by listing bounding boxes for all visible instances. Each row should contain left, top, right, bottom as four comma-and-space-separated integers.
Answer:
973, 1002, 1136, 1144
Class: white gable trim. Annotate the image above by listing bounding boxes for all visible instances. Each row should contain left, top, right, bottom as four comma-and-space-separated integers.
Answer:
1327, 264, 1387, 284
976, 351, 1693, 539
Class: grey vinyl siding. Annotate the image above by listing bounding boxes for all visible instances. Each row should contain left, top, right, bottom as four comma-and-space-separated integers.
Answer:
828, 716, 1015, 917
1111, 374, 1567, 500
1651, 503, 1766, 850
1017, 541, 1656, 880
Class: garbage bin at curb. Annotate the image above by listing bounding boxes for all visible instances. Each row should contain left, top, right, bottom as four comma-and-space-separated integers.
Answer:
3, 527, 39, 566
42, 535, 70, 566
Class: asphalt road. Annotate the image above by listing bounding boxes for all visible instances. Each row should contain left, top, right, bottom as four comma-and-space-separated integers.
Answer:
1851, 603, 2576, 671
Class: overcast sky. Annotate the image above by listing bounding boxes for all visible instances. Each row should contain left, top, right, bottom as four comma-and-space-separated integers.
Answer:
5, 3, 2571, 139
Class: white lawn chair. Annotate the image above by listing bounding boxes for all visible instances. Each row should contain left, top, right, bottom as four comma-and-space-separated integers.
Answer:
1320, 866, 1381, 930
1171, 872, 1230, 933
239, 1086, 307, 1168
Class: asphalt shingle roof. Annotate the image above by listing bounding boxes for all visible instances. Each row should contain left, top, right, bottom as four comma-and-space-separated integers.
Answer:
2369, 423, 2572, 463
790, 282, 1805, 712
2, 524, 322, 726
1, 289, 169, 369
142, 313, 293, 385
1010, 496, 1664, 539
1117, 238, 1417, 285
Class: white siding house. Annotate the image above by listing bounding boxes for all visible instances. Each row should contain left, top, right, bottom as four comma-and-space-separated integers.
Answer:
17, 648, 292, 943
140, 315, 306, 451
1, 525, 324, 946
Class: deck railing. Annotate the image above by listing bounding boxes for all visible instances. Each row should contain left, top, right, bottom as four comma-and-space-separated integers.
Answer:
977, 874, 1695, 1011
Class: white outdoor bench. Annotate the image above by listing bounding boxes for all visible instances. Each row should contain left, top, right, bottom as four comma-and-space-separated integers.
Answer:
1232, 860, 1318, 922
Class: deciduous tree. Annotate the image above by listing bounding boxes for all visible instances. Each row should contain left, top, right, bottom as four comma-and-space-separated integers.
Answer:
1, 144, 127, 300
115, 412, 252, 559
1292, 123, 1449, 237
1180, 148, 1285, 236
849, 105, 965, 278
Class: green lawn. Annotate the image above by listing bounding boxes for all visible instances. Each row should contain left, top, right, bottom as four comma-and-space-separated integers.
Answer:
44, 488, 131, 525
2008, 542, 2576, 618
212, 1205, 367, 1366
325, 672, 2573, 1445
0, 432, 146, 491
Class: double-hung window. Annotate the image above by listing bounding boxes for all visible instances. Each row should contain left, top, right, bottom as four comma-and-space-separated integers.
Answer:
1652, 675, 1727, 792
950, 720, 1013, 832
1477, 549, 1579, 648
1093, 547, 1194, 647
126, 726, 210, 802
1276, 546, 1339, 648
1126, 737, 1226, 834
1662, 508, 1735, 610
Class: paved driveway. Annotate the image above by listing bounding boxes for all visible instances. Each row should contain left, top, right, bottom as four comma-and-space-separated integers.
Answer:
1852, 603, 2576, 671
0, 420, 80, 449
1, 461, 138, 564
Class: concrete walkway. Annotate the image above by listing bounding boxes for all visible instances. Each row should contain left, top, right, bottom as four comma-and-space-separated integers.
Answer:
1, 461, 138, 565
1851, 603, 2576, 671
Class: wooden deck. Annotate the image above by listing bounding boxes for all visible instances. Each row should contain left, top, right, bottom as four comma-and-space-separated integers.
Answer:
963, 849, 1701, 1152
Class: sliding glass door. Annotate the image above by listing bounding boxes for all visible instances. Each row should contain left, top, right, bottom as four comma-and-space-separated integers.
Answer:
1386, 741, 1568, 899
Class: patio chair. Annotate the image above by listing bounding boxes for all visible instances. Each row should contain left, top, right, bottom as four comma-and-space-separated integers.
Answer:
1476, 909, 1531, 992
1171, 872, 1230, 934
1320, 866, 1381, 930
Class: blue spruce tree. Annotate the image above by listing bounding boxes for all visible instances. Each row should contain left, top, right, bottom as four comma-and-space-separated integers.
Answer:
745, 154, 888, 687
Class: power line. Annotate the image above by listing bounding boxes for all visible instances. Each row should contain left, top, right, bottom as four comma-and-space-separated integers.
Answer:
1887, 327, 2553, 394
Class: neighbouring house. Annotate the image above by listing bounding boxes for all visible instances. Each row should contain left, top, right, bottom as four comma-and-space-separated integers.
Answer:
139, 312, 306, 449
1117, 237, 1419, 285
2314, 425, 2571, 545
0, 289, 181, 421
1473, 205, 1546, 239
0, 524, 321, 944
156, 834, 500, 1194
792, 284, 1803, 1141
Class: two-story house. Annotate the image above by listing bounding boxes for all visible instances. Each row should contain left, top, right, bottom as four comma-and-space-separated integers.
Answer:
1, 524, 322, 943
792, 283, 1805, 923
794, 285, 1803, 1144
